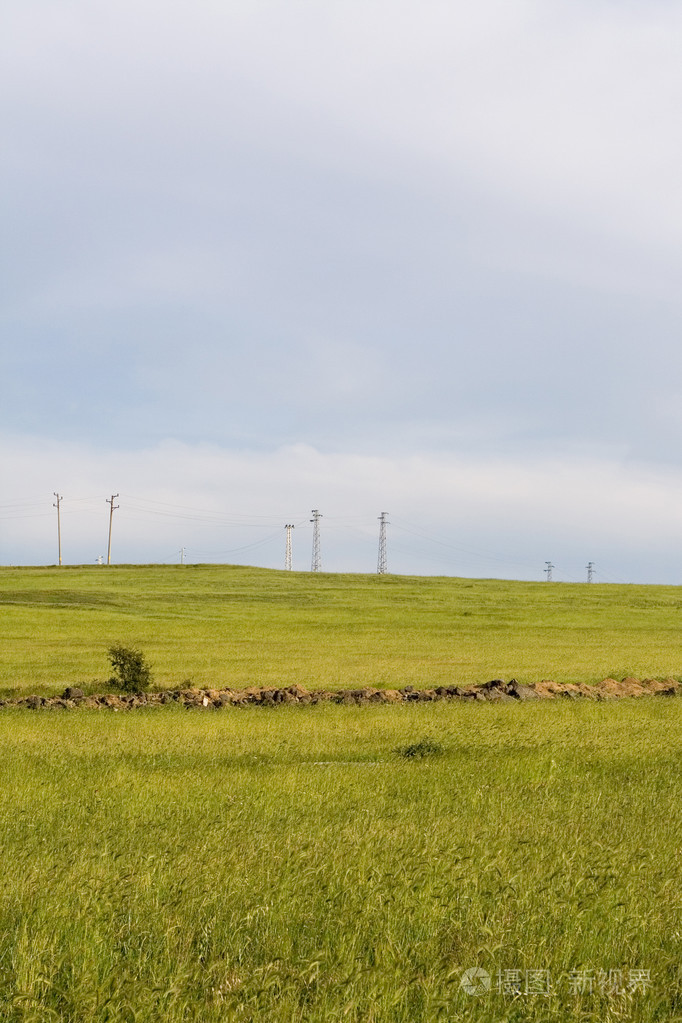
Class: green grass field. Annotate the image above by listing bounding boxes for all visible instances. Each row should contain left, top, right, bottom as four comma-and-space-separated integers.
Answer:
2, 564, 682, 694
2, 565, 682, 1021
0, 701, 680, 1022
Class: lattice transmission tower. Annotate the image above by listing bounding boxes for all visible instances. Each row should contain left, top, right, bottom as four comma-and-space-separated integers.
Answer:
284, 524, 295, 571
544, 561, 554, 582
586, 561, 594, 583
377, 512, 389, 574
310, 510, 322, 571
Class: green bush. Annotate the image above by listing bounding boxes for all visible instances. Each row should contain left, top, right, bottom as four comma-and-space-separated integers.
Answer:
107, 644, 153, 693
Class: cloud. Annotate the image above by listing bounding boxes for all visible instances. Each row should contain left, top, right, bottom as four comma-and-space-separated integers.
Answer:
3, 432, 682, 583
2, 1, 682, 520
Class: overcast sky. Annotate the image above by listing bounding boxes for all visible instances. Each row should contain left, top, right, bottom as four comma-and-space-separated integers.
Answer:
3, 0, 682, 580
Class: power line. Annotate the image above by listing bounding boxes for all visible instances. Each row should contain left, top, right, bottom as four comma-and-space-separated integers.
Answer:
191, 530, 283, 557
390, 516, 539, 574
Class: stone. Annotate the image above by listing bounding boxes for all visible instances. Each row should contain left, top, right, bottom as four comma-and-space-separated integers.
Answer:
507, 680, 541, 700
482, 687, 515, 702
376, 689, 403, 703
287, 684, 310, 699
102, 694, 124, 710
61, 687, 84, 700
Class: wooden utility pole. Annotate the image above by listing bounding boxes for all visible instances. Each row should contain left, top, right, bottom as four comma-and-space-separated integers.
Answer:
106, 494, 119, 565
53, 493, 62, 566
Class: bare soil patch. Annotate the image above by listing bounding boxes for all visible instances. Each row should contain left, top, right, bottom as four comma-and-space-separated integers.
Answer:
6, 676, 680, 710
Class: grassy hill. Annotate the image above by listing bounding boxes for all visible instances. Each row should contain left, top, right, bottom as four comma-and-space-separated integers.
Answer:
2, 564, 682, 694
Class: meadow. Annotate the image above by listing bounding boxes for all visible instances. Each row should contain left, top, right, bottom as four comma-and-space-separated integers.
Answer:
2, 564, 682, 693
2, 565, 682, 1021
0, 700, 680, 1022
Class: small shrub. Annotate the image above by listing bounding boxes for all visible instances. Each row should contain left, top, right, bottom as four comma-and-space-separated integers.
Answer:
395, 737, 445, 759
107, 644, 153, 693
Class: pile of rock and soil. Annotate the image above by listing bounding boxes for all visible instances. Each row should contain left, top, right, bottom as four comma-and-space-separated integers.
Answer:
5, 676, 680, 710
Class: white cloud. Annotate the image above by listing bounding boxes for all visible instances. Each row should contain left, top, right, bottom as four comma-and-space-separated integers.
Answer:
3, 432, 682, 582
3, 0, 682, 502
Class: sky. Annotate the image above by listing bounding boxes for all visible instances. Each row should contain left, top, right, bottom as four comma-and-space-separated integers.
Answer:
3, 0, 682, 580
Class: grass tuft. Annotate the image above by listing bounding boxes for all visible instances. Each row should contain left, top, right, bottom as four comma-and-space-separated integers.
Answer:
394, 736, 445, 758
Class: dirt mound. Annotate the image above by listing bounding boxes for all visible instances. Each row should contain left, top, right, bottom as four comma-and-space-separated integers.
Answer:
3, 675, 680, 710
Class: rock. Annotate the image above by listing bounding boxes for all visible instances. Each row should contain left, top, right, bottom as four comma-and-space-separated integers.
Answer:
481, 679, 507, 691
361, 687, 381, 702
478, 680, 515, 701
2, 675, 677, 714
179, 689, 201, 703
225, 691, 249, 705
377, 689, 403, 703
61, 686, 85, 700
482, 687, 515, 702
287, 684, 310, 699
102, 695, 124, 710
507, 680, 541, 700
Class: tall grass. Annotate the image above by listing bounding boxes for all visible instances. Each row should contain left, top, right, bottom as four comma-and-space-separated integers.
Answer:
0, 701, 680, 1020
